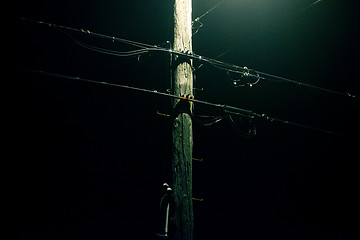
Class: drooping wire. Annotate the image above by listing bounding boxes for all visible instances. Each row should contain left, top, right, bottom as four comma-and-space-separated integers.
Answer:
17, 16, 358, 100
60, 30, 153, 58
192, 114, 224, 127
200, 56, 261, 79
228, 114, 257, 138
199, 55, 357, 99
226, 66, 260, 88
192, 20, 203, 35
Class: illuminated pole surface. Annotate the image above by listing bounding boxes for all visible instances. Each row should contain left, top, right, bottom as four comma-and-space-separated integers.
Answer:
170, 0, 194, 239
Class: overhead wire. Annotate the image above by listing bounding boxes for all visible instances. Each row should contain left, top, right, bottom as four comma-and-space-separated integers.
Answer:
193, 0, 225, 23
228, 114, 257, 138
295, 0, 324, 15
17, 16, 155, 49
192, 114, 224, 127
192, 20, 203, 35
16, 17, 358, 99
195, 49, 231, 72
254, 69, 356, 98
11, 67, 350, 138
192, 0, 225, 35
194, 54, 357, 99
60, 30, 153, 58
226, 66, 260, 88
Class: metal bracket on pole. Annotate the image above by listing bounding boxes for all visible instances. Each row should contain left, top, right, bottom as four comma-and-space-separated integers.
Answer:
156, 183, 173, 238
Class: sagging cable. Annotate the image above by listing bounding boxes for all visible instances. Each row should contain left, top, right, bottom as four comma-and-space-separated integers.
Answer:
17, 16, 358, 100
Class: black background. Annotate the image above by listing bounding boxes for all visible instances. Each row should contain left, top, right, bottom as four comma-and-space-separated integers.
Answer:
7, 1, 360, 239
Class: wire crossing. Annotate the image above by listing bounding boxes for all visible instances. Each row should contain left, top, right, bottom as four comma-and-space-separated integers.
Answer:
12, 67, 350, 138
17, 16, 357, 101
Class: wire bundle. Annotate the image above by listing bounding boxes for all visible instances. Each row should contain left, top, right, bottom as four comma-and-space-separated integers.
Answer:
19, 16, 357, 100
14, 17, 354, 137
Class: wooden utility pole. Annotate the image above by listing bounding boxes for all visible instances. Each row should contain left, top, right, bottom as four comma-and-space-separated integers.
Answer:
170, 0, 194, 239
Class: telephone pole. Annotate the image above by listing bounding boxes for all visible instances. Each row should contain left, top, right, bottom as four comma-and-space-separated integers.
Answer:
170, 0, 194, 239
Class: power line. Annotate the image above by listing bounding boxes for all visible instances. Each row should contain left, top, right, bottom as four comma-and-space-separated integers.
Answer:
193, 0, 225, 23
17, 16, 358, 100
17, 16, 155, 49
60, 30, 153, 57
295, 0, 324, 15
12, 67, 350, 138
192, 0, 225, 34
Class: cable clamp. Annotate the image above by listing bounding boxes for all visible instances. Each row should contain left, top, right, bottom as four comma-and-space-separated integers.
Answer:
242, 66, 250, 77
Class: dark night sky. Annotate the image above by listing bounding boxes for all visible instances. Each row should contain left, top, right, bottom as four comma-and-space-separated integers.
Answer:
7, 1, 360, 239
